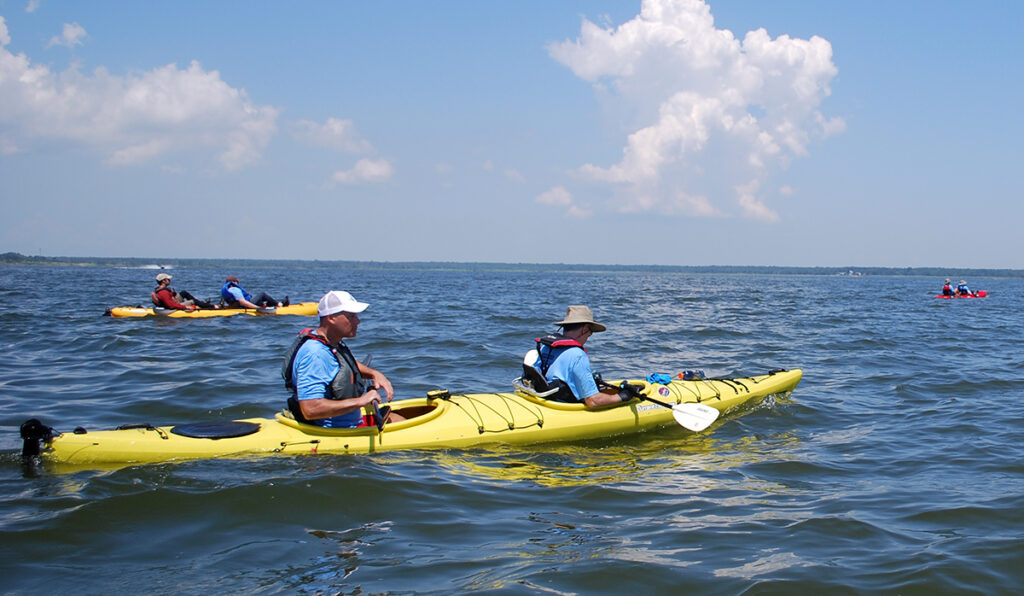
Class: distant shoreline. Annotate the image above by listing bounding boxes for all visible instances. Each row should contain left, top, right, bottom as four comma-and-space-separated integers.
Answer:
2, 252, 1022, 278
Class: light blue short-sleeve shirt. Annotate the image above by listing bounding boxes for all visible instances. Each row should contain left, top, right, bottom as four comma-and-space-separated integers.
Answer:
292, 340, 362, 428
534, 346, 598, 401
226, 286, 246, 302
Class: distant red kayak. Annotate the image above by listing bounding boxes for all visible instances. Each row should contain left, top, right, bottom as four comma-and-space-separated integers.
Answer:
935, 290, 988, 299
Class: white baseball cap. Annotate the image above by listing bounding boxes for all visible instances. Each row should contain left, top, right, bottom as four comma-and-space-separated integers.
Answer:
318, 290, 369, 317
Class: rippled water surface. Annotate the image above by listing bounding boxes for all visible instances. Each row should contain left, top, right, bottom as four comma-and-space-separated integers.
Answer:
1, 264, 1022, 593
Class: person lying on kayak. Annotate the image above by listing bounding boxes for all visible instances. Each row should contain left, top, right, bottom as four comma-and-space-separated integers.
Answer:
283, 290, 403, 427
151, 273, 217, 311
529, 305, 627, 408
955, 280, 973, 297
941, 278, 954, 297
220, 275, 288, 309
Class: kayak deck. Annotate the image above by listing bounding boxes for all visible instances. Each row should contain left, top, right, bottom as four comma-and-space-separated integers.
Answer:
106, 302, 317, 318
31, 369, 803, 467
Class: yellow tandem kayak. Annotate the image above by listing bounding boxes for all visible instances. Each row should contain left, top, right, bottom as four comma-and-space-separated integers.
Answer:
105, 302, 318, 318
21, 369, 802, 468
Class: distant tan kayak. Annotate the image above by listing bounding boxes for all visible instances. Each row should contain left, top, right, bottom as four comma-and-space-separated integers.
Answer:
105, 302, 317, 318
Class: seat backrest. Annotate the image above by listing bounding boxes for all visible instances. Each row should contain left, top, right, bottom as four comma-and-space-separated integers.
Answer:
518, 347, 579, 402
519, 361, 576, 402
287, 396, 310, 423
522, 362, 552, 393
521, 348, 555, 393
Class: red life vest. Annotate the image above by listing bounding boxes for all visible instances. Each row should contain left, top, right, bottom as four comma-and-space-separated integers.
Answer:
534, 333, 585, 375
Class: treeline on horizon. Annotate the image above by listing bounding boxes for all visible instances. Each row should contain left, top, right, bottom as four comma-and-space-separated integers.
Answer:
2, 251, 1022, 278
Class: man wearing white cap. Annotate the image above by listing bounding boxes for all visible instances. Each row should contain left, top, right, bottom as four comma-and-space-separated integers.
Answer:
530, 305, 625, 408
152, 272, 204, 311
282, 290, 401, 428
151, 273, 216, 310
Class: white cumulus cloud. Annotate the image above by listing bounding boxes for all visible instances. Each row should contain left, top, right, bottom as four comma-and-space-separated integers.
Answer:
536, 185, 592, 218
504, 169, 525, 182
47, 22, 87, 49
292, 117, 373, 153
331, 158, 394, 185
0, 18, 279, 170
537, 185, 573, 206
549, 0, 843, 221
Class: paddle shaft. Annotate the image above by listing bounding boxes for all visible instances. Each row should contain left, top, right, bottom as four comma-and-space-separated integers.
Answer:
361, 354, 386, 431
602, 379, 678, 409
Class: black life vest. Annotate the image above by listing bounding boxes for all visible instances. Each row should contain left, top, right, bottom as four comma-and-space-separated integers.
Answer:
534, 333, 585, 375
281, 329, 365, 401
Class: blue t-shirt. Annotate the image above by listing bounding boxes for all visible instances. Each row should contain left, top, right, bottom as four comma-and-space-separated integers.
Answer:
226, 286, 246, 302
221, 282, 252, 303
534, 346, 598, 402
292, 340, 362, 428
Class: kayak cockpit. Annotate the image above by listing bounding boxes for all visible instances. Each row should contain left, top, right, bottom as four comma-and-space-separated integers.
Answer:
511, 376, 635, 411
275, 396, 447, 434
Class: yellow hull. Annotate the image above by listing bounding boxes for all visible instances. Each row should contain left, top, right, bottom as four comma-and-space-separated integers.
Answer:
107, 302, 317, 318
37, 369, 802, 467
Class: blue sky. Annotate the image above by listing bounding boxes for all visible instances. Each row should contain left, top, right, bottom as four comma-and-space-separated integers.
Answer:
1, 0, 1021, 268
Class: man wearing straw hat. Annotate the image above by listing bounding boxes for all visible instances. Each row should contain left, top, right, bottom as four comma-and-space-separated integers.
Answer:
531, 305, 626, 408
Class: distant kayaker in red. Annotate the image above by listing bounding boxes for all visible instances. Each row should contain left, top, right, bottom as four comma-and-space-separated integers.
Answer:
151, 273, 216, 310
941, 278, 953, 297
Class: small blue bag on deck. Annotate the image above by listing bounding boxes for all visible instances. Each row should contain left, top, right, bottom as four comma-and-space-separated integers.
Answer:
646, 373, 672, 385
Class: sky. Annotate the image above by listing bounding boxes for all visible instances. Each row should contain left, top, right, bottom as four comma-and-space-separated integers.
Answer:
1, 0, 1022, 268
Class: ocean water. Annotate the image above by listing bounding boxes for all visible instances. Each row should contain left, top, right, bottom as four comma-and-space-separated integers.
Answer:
0, 264, 1021, 594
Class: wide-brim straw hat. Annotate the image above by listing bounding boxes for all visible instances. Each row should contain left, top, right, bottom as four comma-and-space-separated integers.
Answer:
554, 305, 606, 332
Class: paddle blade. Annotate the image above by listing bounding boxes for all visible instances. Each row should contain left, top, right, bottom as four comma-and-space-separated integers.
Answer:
672, 403, 720, 432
